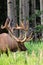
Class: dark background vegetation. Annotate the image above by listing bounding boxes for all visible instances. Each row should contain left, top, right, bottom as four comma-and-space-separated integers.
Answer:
0, 0, 7, 25
0, 0, 40, 25
0, 0, 42, 38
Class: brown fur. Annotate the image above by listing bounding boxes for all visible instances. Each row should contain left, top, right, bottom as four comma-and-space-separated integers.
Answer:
0, 33, 26, 53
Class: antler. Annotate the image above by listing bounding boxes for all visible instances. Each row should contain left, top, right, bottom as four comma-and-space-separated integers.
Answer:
26, 32, 34, 41
12, 20, 28, 31
1, 18, 33, 43
1, 18, 10, 29
1, 18, 14, 33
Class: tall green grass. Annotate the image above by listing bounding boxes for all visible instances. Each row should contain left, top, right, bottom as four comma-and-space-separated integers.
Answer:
0, 41, 43, 65
0, 50, 43, 65
25, 41, 43, 55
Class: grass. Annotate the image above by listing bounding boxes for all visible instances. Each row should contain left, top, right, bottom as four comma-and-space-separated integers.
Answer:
0, 41, 43, 65
24, 41, 43, 55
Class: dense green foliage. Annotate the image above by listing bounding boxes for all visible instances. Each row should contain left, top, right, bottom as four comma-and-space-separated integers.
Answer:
0, 42, 43, 65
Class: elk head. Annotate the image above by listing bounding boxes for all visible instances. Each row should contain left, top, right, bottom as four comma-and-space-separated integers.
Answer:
1, 18, 33, 51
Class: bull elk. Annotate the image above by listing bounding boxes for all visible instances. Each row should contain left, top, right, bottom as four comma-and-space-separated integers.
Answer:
0, 18, 33, 54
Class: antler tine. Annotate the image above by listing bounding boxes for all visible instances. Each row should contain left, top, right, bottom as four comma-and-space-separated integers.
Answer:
26, 35, 34, 42
20, 21, 28, 31
15, 23, 18, 27
19, 33, 27, 43
1, 18, 14, 33
20, 21, 25, 28
12, 25, 24, 30
26, 32, 33, 41
12, 21, 28, 31
10, 20, 24, 30
1, 18, 10, 29
26, 20, 29, 31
